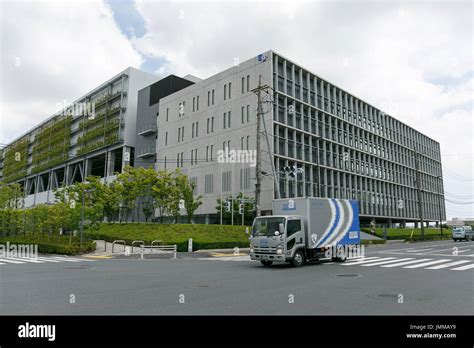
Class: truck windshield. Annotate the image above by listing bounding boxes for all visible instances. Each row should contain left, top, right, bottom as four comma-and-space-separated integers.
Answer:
252, 217, 285, 237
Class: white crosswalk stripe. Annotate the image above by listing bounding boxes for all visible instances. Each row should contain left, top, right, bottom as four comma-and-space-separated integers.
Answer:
426, 260, 471, 270
359, 258, 415, 267
402, 259, 451, 269
0, 256, 95, 266
343, 257, 396, 265
451, 264, 474, 271
381, 258, 432, 268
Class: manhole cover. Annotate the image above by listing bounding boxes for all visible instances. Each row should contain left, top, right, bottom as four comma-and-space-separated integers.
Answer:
333, 274, 362, 278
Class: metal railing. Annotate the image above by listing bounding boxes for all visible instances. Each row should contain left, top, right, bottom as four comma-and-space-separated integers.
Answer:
132, 240, 145, 253
137, 244, 177, 259
112, 240, 126, 253
136, 146, 156, 158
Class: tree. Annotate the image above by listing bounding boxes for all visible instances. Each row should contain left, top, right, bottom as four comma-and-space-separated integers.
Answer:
151, 170, 174, 223
175, 170, 202, 223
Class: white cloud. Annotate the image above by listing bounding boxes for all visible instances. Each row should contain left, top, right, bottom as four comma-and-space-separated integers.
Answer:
0, 0, 142, 144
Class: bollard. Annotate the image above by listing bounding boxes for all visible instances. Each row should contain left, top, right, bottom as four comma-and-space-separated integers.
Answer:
173, 245, 177, 259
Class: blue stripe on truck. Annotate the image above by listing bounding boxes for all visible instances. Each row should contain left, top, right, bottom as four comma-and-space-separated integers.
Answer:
316, 199, 340, 247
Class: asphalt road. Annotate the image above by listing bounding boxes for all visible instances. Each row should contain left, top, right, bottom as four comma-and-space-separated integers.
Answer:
0, 240, 472, 315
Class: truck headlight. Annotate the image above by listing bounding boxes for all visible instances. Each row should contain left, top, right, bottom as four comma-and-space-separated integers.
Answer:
276, 246, 283, 254
250, 247, 254, 253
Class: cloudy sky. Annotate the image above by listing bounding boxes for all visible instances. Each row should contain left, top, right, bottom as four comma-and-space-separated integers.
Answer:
0, 0, 472, 219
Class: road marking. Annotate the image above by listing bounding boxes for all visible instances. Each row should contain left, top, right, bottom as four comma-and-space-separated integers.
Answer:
455, 249, 470, 253
344, 256, 380, 263
381, 258, 432, 268
382, 251, 474, 258
210, 253, 248, 257
425, 260, 471, 270
343, 257, 395, 265
0, 258, 25, 264
360, 258, 415, 266
403, 259, 451, 269
406, 249, 433, 253
2, 257, 45, 263
34, 257, 63, 263
49, 257, 94, 262
451, 264, 474, 271
421, 247, 471, 254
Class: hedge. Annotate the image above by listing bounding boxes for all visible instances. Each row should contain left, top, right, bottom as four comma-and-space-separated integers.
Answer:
89, 223, 251, 252
0, 235, 95, 255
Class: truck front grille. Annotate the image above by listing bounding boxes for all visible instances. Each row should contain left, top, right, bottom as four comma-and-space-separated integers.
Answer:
254, 246, 277, 254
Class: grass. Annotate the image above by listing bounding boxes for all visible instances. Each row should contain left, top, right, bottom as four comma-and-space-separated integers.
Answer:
0, 234, 95, 255
361, 228, 451, 241
89, 223, 251, 252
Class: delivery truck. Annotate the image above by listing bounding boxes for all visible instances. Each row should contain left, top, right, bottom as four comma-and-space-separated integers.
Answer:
249, 197, 361, 267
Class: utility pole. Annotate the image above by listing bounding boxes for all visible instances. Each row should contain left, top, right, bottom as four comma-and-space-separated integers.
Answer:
252, 75, 281, 218
414, 148, 425, 240
437, 175, 443, 236
254, 76, 263, 218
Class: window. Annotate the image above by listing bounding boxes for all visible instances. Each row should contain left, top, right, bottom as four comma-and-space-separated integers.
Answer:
240, 167, 251, 189
196, 96, 199, 111
195, 122, 199, 137
241, 136, 244, 150
181, 126, 184, 141
246, 105, 250, 122
206, 146, 209, 162
241, 106, 245, 123
181, 152, 183, 167
287, 219, 301, 237
192, 123, 195, 138
227, 140, 231, 149
223, 112, 227, 129
241, 77, 245, 94
222, 171, 231, 192
246, 135, 250, 150
177, 153, 180, 168
165, 132, 168, 146
164, 156, 167, 170
207, 118, 210, 133
166, 108, 169, 122
205, 174, 214, 194
223, 141, 226, 151
224, 84, 227, 100
195, 149, 198, 164
210, 145, 214, 161
192, 97, 195, 112
178, 128, 181, 142
228, 82, 231, 99
246, 75, 250, 92
211, 117, 215, 132
207, 91, 210, 106
228, 111, 231, 128
212, 89, 215, 105
191, 149, 194, 165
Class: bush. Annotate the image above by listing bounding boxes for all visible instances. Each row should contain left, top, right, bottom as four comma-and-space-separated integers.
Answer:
0, 235, 95, 255
361, 227, 451, 241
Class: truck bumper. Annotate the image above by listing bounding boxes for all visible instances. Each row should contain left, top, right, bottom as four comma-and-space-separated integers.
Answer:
250, 253, 286, 262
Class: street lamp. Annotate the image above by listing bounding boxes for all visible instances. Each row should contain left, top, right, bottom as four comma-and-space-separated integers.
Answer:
80, 188, 94, 251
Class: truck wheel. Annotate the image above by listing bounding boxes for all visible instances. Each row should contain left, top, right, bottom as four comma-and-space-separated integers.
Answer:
331, 246, 347, 263
260, 260, 273, 267
290, 250, 305, 267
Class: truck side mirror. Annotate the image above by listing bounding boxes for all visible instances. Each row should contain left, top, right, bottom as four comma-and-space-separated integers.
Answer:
279, 223, 285, 234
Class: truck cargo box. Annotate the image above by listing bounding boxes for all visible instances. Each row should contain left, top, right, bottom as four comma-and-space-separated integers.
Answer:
272, 198, 361, 249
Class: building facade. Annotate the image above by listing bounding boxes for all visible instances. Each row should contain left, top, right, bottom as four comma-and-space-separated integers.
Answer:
156, 50, 446, 226
0, 67, 159, 206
